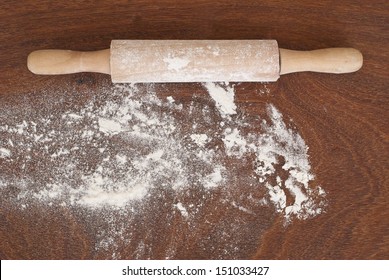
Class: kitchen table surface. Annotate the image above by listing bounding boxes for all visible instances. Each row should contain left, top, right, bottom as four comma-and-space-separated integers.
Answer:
0, 0, 387, 259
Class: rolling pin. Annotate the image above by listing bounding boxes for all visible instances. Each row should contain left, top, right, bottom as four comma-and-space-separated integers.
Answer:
27, 40, 363, 83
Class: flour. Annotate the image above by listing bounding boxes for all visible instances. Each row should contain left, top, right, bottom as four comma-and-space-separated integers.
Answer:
166, 96, 175, 103
174, 202, 189, 218
0, 82, 326, 258
202, 165, 225, 189
190, 133, 208, 147
203, 83, 326, 222
231, 201, 253, 214
0, 147, 11, 158
222, 128, 249, 158
203, 82, 237, 117
98, 117, 123, 135
163, 56, 191, 71
0, 83, 325, 217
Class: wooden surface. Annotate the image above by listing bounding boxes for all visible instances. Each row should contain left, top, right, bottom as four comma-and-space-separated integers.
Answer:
0, 0, 388, 260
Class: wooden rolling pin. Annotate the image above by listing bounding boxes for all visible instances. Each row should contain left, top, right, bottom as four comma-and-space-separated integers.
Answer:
27, 40, 363, 83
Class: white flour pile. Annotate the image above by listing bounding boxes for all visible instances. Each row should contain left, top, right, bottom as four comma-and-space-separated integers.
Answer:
0, 82, 326, 258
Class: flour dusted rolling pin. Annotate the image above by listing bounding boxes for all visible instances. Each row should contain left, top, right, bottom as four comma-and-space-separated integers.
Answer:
27, 40, 363, 83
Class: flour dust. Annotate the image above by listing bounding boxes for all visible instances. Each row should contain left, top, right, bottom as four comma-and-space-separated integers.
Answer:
0, 82, 326, 259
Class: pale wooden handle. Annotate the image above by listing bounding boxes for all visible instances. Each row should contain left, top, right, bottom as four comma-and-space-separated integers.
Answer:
27, 49, 110, 75
279, 48, 363, 75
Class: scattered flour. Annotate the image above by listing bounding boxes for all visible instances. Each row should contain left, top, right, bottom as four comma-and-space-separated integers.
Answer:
203, 82, 237, 117
0, 82, 326, 258
202, 165, 225, 189
163, 56, 191, 71
174, 202, 189, 218
0, 147, 11, 158
203, 83, 325, 221
190, 133, 208, 147
98, 117, 123, 135
222, 127, 249, 158
166, 96, 175, 103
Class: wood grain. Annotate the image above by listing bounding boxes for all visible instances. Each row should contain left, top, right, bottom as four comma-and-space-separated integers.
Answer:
0, 0, 388, 259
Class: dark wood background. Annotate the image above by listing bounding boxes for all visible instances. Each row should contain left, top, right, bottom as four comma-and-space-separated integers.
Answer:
0, 0, 388, 259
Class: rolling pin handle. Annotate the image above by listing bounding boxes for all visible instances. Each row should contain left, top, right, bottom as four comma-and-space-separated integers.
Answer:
279, 48, 363, 75
27, 49, 110, 75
